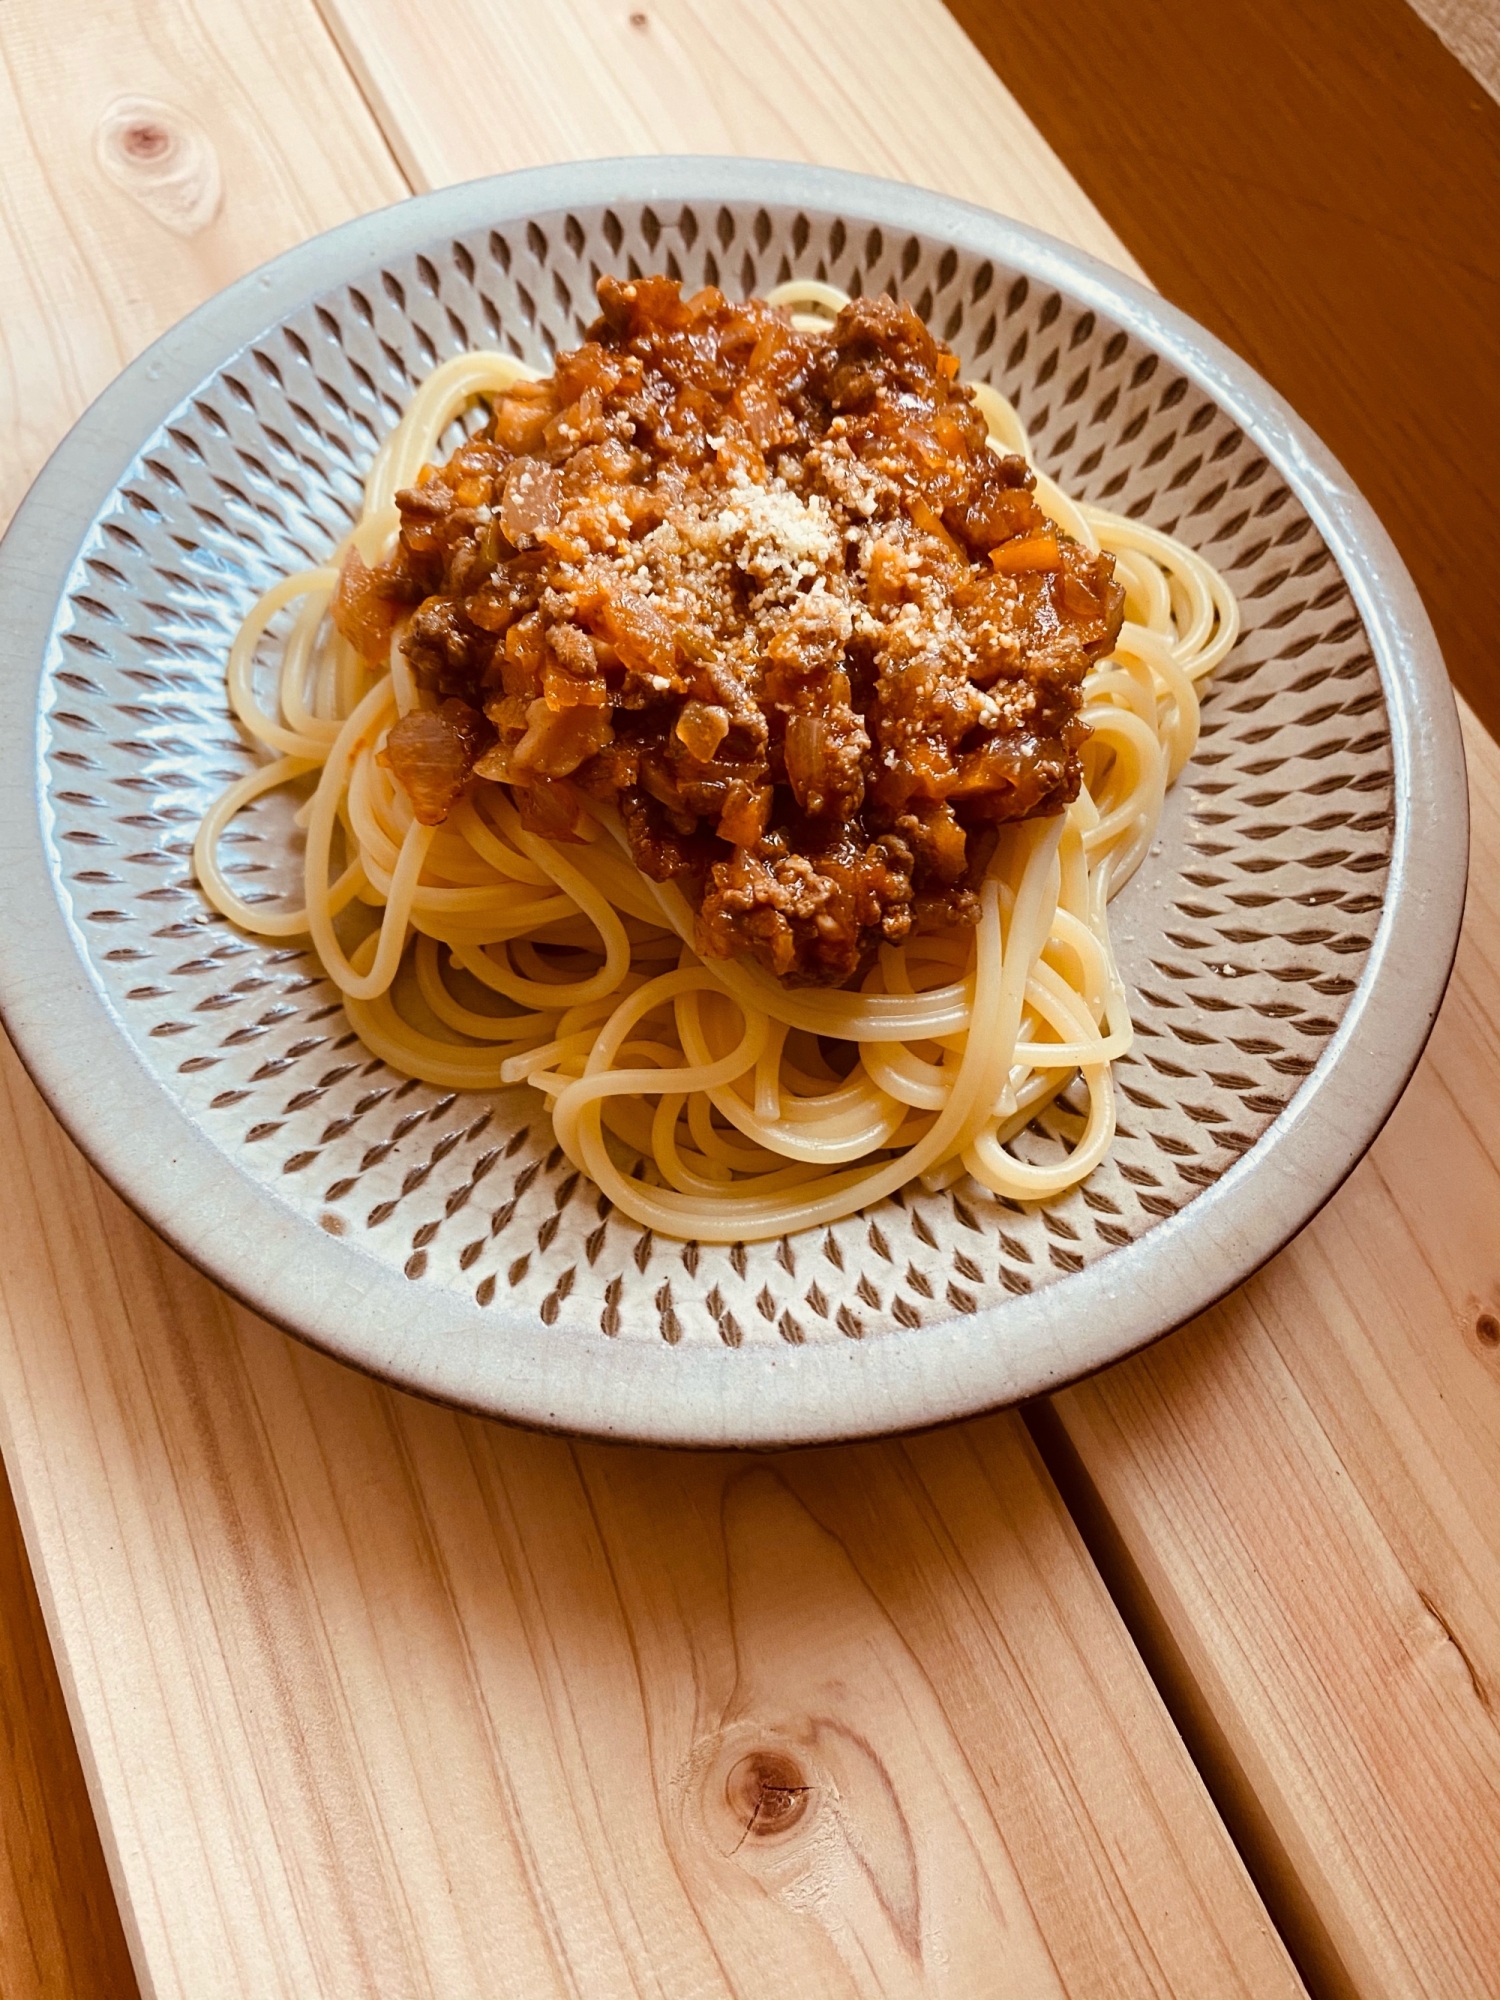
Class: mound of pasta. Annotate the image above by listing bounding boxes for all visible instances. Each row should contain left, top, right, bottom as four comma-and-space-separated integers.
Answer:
196, 274, 1238, 1243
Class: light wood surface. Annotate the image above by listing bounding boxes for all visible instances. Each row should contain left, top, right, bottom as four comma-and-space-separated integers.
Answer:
309, 0, 1136, 273
293, 7, 1500, 1983
0, 0, 404, 530
1046, 704, 1500, 2000
0, 1066, 1303, 1996
0, 6, 403, 1995
0, 3, 1308, 1997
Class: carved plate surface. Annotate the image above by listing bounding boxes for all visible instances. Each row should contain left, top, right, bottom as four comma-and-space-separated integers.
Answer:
0, 163, 1463, 1443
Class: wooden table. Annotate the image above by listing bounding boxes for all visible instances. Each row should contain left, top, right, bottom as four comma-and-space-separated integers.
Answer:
2, 4, 1498, 1996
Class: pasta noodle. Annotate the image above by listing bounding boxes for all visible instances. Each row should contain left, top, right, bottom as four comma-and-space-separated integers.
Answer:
194, 279, 1238, 1243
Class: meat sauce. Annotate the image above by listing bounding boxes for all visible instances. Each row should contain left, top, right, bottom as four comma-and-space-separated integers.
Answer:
335, 276, 1125, 985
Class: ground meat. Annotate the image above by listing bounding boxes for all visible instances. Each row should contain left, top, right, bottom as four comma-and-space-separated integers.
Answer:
365, 276, 1124, 983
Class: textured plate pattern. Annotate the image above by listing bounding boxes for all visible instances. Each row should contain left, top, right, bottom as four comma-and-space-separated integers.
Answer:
41, 199, 1391, 1354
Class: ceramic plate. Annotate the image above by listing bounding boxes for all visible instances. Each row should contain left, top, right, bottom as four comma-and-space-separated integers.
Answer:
0, 159, 1467, 1444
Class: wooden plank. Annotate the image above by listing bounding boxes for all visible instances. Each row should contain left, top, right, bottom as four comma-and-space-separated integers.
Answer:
1039, 706, 1500, 2000
943, 0, 1500, 743
0, 1040, 1304, 1998
0, 0, 407, 529
307, 0, 1138, 273
939, 0, 1500, 1957
0, 2, 1306, 1996
0, 7, 405, 1995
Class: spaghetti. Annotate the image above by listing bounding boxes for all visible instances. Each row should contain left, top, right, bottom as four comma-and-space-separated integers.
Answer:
194, 277, 1238, 1243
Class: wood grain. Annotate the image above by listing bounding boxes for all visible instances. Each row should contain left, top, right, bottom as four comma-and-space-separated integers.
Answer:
0, 9, 406, 1993
0, 1035, 1304, 1998
1038, 708, 1500, 2000
944, 0, 1500, 745
0, 0, 406, 529
308, 0, 1138, 274
0, 2, 1310, 1995
957, 15, 1500, 1985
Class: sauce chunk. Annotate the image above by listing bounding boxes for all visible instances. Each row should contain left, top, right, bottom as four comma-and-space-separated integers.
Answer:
373, 277, 1124, 983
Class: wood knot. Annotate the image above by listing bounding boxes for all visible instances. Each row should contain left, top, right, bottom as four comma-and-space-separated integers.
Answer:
1476, 1309, 1500, 1349
94, 95, 222, 238
725, 1749, 811, 1839
123, 121, 170, 160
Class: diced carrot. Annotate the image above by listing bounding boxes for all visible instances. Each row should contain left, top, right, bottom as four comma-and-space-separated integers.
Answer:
544, 662, 608, 711
989, 533, 1061, 574
501, 610, 546, 697
714, 429, 768, 485
909, 497, 965, 560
